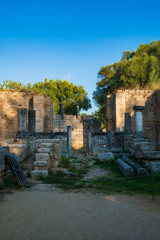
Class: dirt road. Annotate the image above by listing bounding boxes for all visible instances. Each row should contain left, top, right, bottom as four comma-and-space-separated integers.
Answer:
0, 182, 160, 240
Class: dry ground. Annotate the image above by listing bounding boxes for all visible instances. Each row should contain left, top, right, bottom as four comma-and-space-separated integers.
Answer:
0, 181, 160, 240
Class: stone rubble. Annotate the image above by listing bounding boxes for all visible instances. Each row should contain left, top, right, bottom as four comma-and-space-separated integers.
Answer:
98, 152, 114, 162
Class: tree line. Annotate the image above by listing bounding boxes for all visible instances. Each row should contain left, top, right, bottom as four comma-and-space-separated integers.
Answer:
0, 79, 91, 115
93, 40, 160, 128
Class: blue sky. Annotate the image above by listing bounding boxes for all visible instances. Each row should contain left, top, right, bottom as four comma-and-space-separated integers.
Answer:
0, 0, 160, 113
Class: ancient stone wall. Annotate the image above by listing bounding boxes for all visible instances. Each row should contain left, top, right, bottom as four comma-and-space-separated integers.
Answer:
106, 90, 153, 132
0, 90, 53, 139
143, 90, 160, 150
53, 115, 102, 150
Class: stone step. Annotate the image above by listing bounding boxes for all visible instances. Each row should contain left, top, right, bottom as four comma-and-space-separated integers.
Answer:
34, 161, 48, 167
36, 139, 61, 143
132, 138, 148, 143
36, 143, 54, 148
30, 170, 48, 178
37, 148, 51, 153
144, 151, 160, 160
133, 142, 155, 151
35, 153, 49, 162
147, 143, 156, 151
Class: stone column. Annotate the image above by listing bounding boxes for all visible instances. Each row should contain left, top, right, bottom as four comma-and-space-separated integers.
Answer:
60, 103, 64, 120
28, 110, 36, 134
115, 92, 125, 131
67, 126, 72, 155
106, 130, 112, 150
88, 130, 92, 155
17, 109, 27, 134
76, 105, 79, 118
125, 113, 132, 134
133, 106, 144, 133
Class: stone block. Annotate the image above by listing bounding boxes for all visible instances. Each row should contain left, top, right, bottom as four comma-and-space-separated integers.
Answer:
8, 144, 28, 162
35, 153, 49, 162
29, 140, 36, 154
36, 139, 61, 143
37, 148, 51, 153
134, 142, 155, 152
51, 143, 61, 160
150, 162, 160, 175
30, 170, 48, 178
34, 161, 48, 167
98, 152, 114, 162
144, 151, 160, 160
36, 143, 54, 148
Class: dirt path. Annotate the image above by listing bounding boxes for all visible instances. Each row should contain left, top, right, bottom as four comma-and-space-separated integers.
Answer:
0, 182, 160, 240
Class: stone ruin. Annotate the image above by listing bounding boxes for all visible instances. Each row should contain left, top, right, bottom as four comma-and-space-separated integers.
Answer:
1, 88, 160, 183
0, 90, 102, 182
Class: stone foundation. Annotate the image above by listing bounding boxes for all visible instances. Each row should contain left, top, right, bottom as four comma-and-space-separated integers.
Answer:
0, 138, 36, 162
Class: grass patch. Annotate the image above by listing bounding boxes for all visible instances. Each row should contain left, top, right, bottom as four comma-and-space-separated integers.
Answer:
58, 156, 71, 168
39, 156, 160, 195
94, 158, 123, 178
39, 170, 86, 190
86, 175, 160, 195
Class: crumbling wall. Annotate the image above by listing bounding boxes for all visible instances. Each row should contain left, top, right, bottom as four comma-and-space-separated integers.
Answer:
106, 90, 153, 132
53, 115, 102, 150
0, 90, 53, 139
53, 115, 84, 149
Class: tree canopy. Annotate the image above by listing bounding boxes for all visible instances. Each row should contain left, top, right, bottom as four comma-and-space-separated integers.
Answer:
0, 79, 91, 114
93, 40, 160, 128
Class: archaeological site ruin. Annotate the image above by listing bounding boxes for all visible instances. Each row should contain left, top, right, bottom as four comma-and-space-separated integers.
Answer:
1, 88, 160, 185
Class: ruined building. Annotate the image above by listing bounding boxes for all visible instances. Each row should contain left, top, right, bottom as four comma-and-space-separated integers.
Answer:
0, 90, 53, 139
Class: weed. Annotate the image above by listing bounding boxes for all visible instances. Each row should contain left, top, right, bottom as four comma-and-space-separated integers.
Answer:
58, 156, 71, 168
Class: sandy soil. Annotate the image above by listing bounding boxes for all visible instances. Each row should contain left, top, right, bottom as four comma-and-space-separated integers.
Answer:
0, 182, 160, 240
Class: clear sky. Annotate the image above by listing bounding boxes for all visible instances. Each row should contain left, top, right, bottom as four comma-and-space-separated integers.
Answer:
0, 0, 160, 114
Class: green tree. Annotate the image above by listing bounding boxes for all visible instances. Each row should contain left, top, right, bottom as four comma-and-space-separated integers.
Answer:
32, 79, 91, 114
0, 80, 27, 90
93, 40, 160, 128
0, 79, 91, 114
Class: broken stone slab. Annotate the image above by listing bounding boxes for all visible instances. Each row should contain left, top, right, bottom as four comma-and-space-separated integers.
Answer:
30, 170, 48, 178
98, 152, 114, 162
36, 139, 61, 143
149, 162, 160, 175
37, 148, 51, 153
122, 155, 148, 175
116, 158, 135, 177
35, 153, 49, 162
